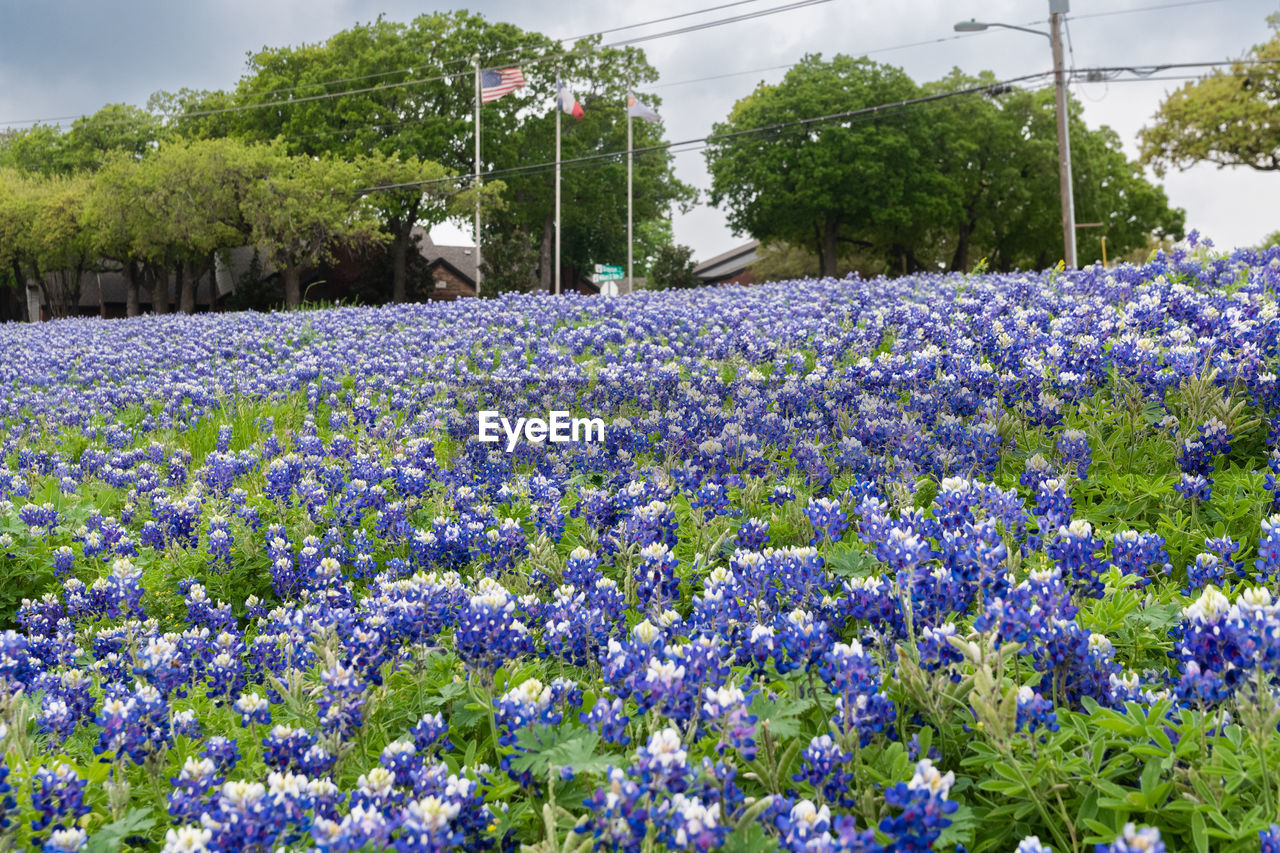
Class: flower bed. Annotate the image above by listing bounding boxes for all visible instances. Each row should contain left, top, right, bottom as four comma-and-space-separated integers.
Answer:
2, 240, 1280, 851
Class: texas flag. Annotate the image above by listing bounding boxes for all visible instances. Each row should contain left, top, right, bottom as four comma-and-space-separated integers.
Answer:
626, 91, 659, 123
557, 83, 584, 120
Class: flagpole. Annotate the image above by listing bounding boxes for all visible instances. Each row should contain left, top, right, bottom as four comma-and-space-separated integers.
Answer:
555, 67, 562, 297
473, 55, 482, 298
627, 75, 633, 295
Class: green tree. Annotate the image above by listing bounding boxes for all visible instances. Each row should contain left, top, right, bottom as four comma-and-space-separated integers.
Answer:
84, 153, 147, 316
707, 58, 1184, 276
1257, 230, 1280, 250
229, 11, 548, 301
227, 16, 690, 297
954, 83, 1183, 271
148, 88, 242, 142
353, 151, 486, 302
749, 241, 822, 281
1140, 15, 1280, 174
646, 243, 698, 290
479, 227, 541, 294
0, 169, 42, 318
241, 150, 385, 308
11, 173, 95, 318
705, 54, 940, 277
0, 104, 159, 176
86, 139, 273, 315
482, 38, 695, 293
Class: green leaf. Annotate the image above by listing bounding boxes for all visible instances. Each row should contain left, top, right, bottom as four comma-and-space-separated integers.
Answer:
1191, 811, 1209, 853
86, 808, 157, 853
749, 692, 805, 740
509, 726, 618, 778
722, 819, 778, 853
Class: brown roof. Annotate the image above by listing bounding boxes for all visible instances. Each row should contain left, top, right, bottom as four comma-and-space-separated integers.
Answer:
693, 239, 761, 282
413, 226, 478, 285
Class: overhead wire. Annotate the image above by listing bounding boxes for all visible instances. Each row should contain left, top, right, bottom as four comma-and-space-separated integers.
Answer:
0, 0, 840, 130
351, 69, 1058, 194
0, 0, 1242, 129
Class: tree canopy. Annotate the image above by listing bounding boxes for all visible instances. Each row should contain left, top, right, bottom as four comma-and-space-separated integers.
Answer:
0, 10, 693, 312
1140, 15, 1280, 174
705, 55, 935, 277
706, 56, 1184, 275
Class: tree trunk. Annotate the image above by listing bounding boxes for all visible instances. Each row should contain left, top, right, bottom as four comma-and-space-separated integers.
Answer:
950, 222, 972, 272
12, 260, 29, 322
151, 263, 169, 314
180, 260, 197, 314
539, 214, 553, 293
124, 261, 140, 317
283, 259, 301, 309
822, 217, 839, 278
391, 225, 410, 303
27, 261, 49, 322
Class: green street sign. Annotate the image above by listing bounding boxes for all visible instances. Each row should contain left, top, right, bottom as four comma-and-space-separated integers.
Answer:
593, 264, 625, 282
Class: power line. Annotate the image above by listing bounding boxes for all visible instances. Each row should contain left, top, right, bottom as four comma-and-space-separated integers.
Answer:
1074, 57, 1280, 80
606, 0, 835, 47
1067, 0, 1236, 22
651, 28, 999, 90
429, 0, 817, 82
352, 69, 1057, 194
185, 1, 798, 113
562, 0, 790, 44
0, 0, 840, 131
1, 0, 1234, 130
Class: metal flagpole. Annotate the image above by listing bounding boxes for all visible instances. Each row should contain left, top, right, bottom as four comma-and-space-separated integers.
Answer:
473, 56, 483, 296
627, 76, 633, 294
555, 67, 562, 296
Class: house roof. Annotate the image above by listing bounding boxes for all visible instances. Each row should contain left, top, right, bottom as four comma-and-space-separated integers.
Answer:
413, 226, 478, 284
693, 239, 760, 282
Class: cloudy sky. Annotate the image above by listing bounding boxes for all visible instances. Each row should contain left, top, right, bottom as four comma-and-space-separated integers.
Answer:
1, 0, 1276, 262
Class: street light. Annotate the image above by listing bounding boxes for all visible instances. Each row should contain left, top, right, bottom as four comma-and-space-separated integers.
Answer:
955, 1, 1076, 268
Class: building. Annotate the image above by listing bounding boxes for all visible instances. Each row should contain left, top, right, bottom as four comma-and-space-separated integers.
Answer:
693, 240, 760, 286
16, 226, 622, 319
418, 230, 479, 300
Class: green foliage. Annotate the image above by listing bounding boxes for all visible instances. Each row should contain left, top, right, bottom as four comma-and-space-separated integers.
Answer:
645, 243, 699, 290
706, 54, 934, 277
480, 226, 542, 294
0, 105, 159, 177
241, 148, 386, 308
706, 59, 1183, 276
749, 241, 823, 281
510, 728, 617, 778
86, 807, 157, 853
1141, 14, 1280, 175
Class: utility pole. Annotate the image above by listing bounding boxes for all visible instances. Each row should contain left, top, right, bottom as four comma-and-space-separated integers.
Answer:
473, 55, 483, 297
955, 6, 1078, 267
626, 71, 634, 295
555, 66, 562, 296
1049, 0, 1076, 268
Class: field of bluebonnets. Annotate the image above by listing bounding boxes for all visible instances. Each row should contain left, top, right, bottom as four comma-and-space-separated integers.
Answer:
7, 234, 1280, 852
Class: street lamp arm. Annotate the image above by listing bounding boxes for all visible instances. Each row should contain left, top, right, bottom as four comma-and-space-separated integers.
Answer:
953, 19, 1050, 40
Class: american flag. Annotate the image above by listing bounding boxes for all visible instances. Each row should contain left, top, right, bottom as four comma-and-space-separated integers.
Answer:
480, 68, 525, 103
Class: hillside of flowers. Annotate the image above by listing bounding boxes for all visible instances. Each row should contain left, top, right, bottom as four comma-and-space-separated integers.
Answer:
4, 235, 1280, 852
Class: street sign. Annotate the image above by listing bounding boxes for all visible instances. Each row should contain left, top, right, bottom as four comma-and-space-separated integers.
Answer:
593, 264, 625, 282
599, 280, 619, 297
